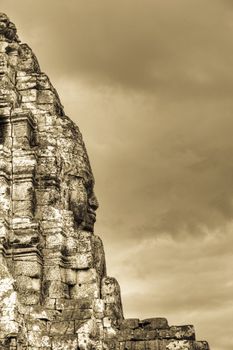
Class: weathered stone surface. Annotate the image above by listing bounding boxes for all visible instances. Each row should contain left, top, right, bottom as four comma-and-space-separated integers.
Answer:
120, 319, 140, 330
0, 13, 210, 350
140, 318, 169, 330
158, 325, 195, 340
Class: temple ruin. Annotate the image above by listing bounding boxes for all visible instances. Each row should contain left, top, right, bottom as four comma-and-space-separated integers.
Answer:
0, 13, 210, 350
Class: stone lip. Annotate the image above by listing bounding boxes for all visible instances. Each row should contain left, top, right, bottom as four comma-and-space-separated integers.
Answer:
0, 13, 19, 42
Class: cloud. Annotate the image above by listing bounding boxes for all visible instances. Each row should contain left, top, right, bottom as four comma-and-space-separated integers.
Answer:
51, 80, 233, 350
111, 230, 233, 350
1, 2, 233, 349
56, 81, 233, 240
2, 0, 233, 94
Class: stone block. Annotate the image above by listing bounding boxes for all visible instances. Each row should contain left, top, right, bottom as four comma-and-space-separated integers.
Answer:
193, 342, 210, 350
70, 281, 100, 299
28, 329, 51, 347
101, 277, 123, 318
63, 268, 77, 286
69, 251, 93, 269
133, 329, 157, 341
0, 123, 10, 145
56, 298, 92, 312
144, 340, 160, 350
12, 153, 36, 175
76, 268, 98, 284
0, 220, 9, 240
12, 180, 33, 201
45, 280, 69, 299
55, 298, 75, 311
0, 106, 11, 116
93, 235, 106, 277
46, 232, 66, 249
26, 318, 47, 332
13, 135, 31, 149
77, 231, 92, 252
20, 89, 37, 102
61, 308, 92, 321
37, 74, 51, 89
12, 199, 34, 218
93, 299, 105, 318
102, 277, 120, 297
35, 188, 59, 206
40, 216, 63, 230
37, 102, 59, 114
16, 74, 37, 90
133, 341, 146, 350
103, 317, 112, 328
40, 335, 52, 348
44, 265, 61, 281
118, 329, 157, 342
38, 133, 57, 148
14, 260, 41, 278
50, 321, 75, 335
12, 120, 32, 139
43, 297, 56, 310
15, 276, 41, 302
141, 318, 168, 330
37, 90, 55, 104
10, 227, 39, 245
0, 179, 10, 214
165, 340, 193, 350
121, 319, 140, 330
19, 291, 40, 306
158, 325, 195, 340
37, 156, 58, 175
78, 298, 93, 310
51, 335, 78, 350
64, 236, 77, 255
118, 329, 135, 342
105, 303, 123, 321
0, 88, 19, 107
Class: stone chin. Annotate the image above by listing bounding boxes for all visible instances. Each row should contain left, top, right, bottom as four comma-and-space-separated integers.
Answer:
82, 212, 96, 232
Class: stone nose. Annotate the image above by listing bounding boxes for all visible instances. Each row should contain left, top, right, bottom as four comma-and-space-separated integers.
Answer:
88, 192, 99, 211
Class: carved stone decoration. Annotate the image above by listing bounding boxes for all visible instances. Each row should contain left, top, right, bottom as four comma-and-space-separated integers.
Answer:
0, 13, 210, 350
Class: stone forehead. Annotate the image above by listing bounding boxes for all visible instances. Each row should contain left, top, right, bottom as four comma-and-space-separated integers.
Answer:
58, 116, 94, 180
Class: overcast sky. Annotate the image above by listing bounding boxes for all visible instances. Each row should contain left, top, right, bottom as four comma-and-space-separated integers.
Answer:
2, 1, 233, 349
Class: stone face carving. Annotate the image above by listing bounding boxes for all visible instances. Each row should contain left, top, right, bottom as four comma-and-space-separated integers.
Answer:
0, 13, 210, 350
68, 175, 98, 231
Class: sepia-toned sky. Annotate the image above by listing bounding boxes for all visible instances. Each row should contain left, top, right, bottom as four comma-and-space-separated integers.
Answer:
2, 1, 233, 349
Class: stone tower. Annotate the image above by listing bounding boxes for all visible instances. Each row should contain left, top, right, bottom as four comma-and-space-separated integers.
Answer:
0, 13, 210, 350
